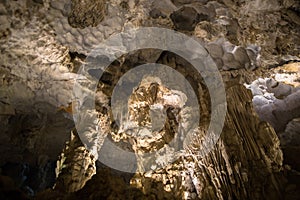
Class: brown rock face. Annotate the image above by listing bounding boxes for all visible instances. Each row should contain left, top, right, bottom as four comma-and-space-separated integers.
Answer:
127, 77, 184, 150
170, 6, 202, 31
54, 129, 96, 193
130, 77, 284, 200
68, 0, 107, 28
0, 0, 299, 199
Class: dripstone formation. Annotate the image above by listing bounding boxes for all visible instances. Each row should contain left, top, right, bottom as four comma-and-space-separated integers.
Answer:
0, 0, 299, 199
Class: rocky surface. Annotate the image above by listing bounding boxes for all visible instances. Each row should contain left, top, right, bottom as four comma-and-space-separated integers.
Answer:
0, 0, 299, 199
54, 129, 96, 193
128, 76, 284, 200
246, 62, 300, 198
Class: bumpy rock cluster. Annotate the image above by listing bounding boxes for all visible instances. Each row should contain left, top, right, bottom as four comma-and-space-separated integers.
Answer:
47, 0, 150, 54
246, 62, 300, 132
246, 62, 300, 185
68, 0, 107, 28
205, 40, 260, 70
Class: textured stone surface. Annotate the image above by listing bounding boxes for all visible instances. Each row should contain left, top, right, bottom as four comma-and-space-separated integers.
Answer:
47, 0, 151, 54
130, 82, 284, 200
247, 63, 300, 133
170, 6, 204, 31
68, 0, 106, 28
278, 118, 300, 198
54, 129, 96, 193
246, 62, 300, 199
123, 77, 187, 172
0, 0, 299, 199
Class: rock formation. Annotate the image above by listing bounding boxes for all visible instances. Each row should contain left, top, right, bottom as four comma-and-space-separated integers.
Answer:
0, 0, 299, 199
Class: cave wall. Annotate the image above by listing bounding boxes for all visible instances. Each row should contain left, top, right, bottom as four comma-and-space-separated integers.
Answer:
0, 0, 299, 199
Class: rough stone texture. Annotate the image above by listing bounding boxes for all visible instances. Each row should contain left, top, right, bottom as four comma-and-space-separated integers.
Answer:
130, 79, 284, 200
54, 129, 96, 193
47, 0, 151, 54
170, 6, 203, 31
247, 63, 300, 132
0, 1, 77, 194
280, 119, 300, 171
121, 77, 187, 172
246, 62, 300, 199
234, 0, 300, 66
0, 0, 299, 199
68, 0, 107, 28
